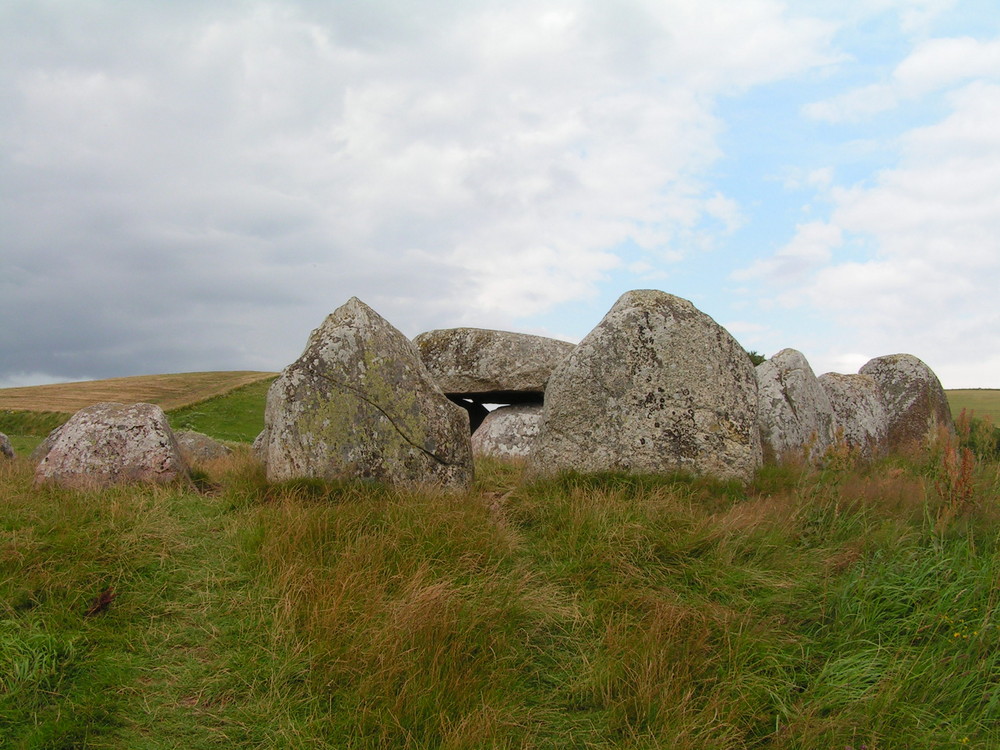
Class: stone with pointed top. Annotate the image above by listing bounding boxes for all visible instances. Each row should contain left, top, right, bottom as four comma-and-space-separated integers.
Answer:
528, 290, 761, 481
756, 349, 836, 463
263, 297, 473, 489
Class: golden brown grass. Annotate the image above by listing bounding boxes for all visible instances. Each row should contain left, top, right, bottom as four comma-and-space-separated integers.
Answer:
0, 371, 276, 413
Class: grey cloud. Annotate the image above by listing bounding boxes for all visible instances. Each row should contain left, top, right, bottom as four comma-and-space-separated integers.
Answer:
1, 0, 837, 384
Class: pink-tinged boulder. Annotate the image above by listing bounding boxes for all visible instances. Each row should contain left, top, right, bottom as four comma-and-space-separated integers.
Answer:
528, 290, 761, 482
858, 354, 954, 453
34, 402, 189, 488
263, 297, 473, 489
756, 349, 836, 463
818, 373, 890, 460
471, 404, 543, 459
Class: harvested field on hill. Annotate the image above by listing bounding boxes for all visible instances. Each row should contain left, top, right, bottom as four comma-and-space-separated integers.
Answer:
946, 389, 1000, 423
0, 371, 276, 413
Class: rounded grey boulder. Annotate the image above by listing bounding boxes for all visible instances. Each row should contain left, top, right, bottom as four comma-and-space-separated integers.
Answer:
858, 353, 953, 453
818, 372, 890, 459
34, 402, 189, 488
413, 328, 575, 401
471, 404, 543, 459
263, 297, 473, 489
528, 290, 762, 482
756, 349, 835, 463
0, 432, 14, 460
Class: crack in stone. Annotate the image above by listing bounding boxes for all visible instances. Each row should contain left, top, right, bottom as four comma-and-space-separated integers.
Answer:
310, 370, 454, 466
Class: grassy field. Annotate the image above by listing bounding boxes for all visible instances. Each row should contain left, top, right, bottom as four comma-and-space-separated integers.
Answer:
1, 372, 999, 746
0, 371, 275, 414
947, 389, 1000, 424
1, 435, 998, 748
0, 373, 277, 456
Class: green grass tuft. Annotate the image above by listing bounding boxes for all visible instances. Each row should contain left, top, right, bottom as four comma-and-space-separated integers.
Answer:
166, 377, 275, 443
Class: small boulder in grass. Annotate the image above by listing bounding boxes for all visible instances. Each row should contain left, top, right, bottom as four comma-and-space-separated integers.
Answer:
0, 432, 14, 460
471, 404, 543, 459
34, 402, 190, 489
173, 430, 232, 464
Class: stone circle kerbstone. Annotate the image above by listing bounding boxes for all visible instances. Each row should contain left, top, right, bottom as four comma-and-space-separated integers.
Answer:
818, 372, 890, 459
471, 404, 543, 459
756, 349, 835, 463
34, 402, 189, 488
263, 297, 473, 489
413, 328, 575, 402
528, 290, 761, 481
858, 353, 953, 453
174, 430, 232, 464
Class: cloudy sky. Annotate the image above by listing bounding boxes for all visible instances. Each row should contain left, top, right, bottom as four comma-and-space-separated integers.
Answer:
3, 0, 998, 389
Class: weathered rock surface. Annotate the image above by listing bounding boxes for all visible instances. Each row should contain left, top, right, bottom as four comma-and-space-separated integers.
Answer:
30, 425, 64, 463
528, 290, 762, 481
263, 297, 473, 489
756, 349, 835, 462
858, 353, 953, 453
413, 328, 575, 402
34, 402, 189, 488
0, 432, 14, 460
174, 430, 232, 463
252, 428, 268, 461
818, 373, 890, 459
471, 404, 543, 459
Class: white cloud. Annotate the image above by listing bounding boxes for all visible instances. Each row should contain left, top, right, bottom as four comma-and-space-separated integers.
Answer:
806, 33, 1000, 122
744, 80, 1000, 387
0, 0, 838, 382
733, 221, 842, 283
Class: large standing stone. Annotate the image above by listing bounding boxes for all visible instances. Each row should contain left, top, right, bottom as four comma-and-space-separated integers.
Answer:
413, 328, 575, 402
818, 373, 890, 460
858, 353, 953, 453
471, 404, 543, 459
34, 402, 189, 488
0, 432, 14, 460
756, 349, 835, 463
528, 290, 761, 481
263, 297, 473, 489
